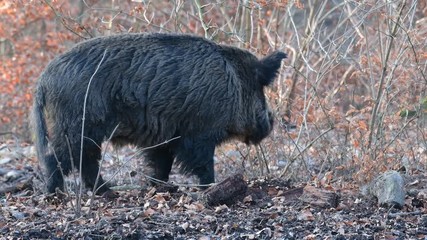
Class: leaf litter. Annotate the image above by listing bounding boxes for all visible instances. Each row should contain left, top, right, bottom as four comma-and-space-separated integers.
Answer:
1, 140, 427, 239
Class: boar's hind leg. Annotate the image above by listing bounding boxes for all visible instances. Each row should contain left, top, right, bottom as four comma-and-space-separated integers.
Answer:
144, 146, 175, 184
44, 142, 72, 193
175, 138, 215, 189
77, 140, 110, 195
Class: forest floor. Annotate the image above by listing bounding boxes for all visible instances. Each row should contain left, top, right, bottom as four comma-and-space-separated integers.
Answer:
1, 140, 427, 240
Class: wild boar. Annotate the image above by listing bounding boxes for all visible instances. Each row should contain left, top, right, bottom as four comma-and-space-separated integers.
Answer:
32, 33, 286, 194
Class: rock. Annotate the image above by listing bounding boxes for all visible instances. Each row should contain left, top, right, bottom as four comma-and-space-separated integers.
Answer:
5, 170, 22, 182
0, 157, 12, 165
11, 210, 28, 220
366, 171, 405, 209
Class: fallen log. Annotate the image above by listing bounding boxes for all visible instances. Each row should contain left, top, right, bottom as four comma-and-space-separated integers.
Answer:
201, 173, 248, 206
300, 185, 339, 208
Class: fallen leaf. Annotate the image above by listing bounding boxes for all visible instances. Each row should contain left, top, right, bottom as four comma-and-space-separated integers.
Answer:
181, 222, 189, 231
298, 209, 314, 221
214, 204, 229, 213
143, 208, 155, 218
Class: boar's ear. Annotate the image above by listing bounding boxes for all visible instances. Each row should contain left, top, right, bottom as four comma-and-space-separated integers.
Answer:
257, 51, 287, 86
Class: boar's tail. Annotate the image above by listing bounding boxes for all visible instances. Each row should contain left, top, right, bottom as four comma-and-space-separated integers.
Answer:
33, 86, 48, 162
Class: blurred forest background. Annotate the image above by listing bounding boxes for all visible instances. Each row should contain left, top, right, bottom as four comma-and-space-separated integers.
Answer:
1, 0, 427, 185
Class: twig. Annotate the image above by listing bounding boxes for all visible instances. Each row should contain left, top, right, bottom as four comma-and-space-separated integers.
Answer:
382, 115, 418, 154
193, 0, 210, 38
144, 174, 214, 188
93, 136, 183, 195
131, 136, 181, 157
43, 0, 92, 39
77, 49, 108, 217
89, 123, 120, 210
368, 2, 406, 148
280, 126, 334, 178
387, 211, 423, 218
396, 17, 427, 84
257, 144, 270, 175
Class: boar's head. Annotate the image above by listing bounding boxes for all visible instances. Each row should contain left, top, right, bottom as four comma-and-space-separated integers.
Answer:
238, 51, 287, 145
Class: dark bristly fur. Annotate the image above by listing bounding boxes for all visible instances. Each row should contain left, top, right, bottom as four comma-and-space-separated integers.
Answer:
32, 33, 287, 194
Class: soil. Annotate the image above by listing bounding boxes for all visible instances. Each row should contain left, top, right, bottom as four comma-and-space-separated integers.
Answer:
1, 142, 427, 239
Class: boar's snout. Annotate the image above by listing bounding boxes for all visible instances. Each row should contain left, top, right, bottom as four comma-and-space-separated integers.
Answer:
245, 109, 274, 145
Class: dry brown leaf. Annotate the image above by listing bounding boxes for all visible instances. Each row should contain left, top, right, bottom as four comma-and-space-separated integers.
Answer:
243, 195, 253, 203
143, 208, 155, 218
214, 204, 229, 213
297, 209, 314, 221
303, 234, 317, 240
181, 222, 189, 231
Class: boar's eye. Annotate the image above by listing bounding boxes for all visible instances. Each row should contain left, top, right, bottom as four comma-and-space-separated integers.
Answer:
257, 51, 287, 86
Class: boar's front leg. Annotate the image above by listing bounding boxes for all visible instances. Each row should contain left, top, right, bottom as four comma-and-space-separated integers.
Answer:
175, 137, 215, 189
144, 146, 175, 183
